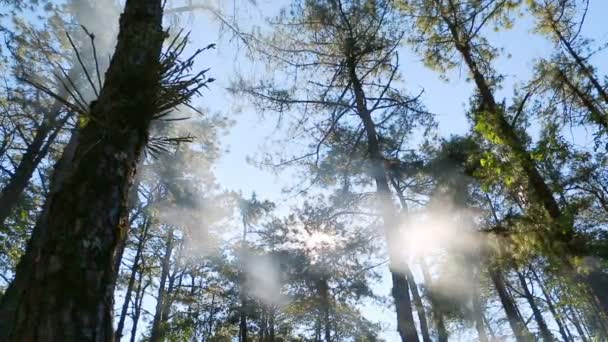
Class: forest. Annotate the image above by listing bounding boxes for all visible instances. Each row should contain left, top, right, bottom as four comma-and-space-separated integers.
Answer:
0, 0, 606, 341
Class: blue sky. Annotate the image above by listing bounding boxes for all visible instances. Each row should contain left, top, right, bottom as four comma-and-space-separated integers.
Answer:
199, 0, 607, 204
168, 0, 607, 339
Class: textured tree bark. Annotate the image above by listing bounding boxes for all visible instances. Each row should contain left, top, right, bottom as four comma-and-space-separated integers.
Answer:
488, 267, 534, 342
516, 271, 554, 341
269, 307, 276, 342
0, 0, 165, 340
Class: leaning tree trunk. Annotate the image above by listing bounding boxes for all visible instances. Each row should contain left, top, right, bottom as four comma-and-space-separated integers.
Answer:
517, 271, 554, 341
445, 17, 608, 315
347, 56, 419, 342
0, 93, 70, 227
405, 266, 432, 342
0, 0, 165, 340
488, 267, 534, 342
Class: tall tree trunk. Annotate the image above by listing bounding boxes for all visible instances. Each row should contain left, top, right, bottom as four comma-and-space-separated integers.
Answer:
115, 217, 151, 340
419, 258, 448, 342
0, 0, 165, 340
113, 178, 143, 273
483, 314, 497, 341
471, 275, 489, 342
531, 267, 570, 342
239, 219, 249, 342
317, 277, 332, 342
440, 5, 608, 314
150, 227, 175, 342
405, 266, 432, 342
488, 267, 534, 342
390, 176, 440, 342
550, 22, 608, 105
130, 267, 147, 342
269, 306, 276, 342
516, 271, 554, 341
346, 54, 419, 342
567, 306, 589, 342
0, 97, 70, 227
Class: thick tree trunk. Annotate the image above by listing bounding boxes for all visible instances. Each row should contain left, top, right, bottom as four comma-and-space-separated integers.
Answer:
115, 217, 151, 340
347, 56, 419, 342
488, 267, 534, 342
317, 277, 332, 342
0, 0, 165, 340
516, 271, 554, 341
150, 228, 175, 342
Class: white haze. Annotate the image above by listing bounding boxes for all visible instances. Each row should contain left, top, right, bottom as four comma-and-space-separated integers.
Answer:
60, 1, 497, 339
394, 196, 489, 312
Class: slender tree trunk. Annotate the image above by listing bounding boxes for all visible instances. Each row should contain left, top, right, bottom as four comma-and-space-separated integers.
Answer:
516, 271, 554, 341
441, 6, 608, 315
551, 24, 608, 105
239, 219, 249, 342
567, 306, 589, 342
405, 266, 432, 342
115, 217, 151, 340
557, 69, 608, 131
488, 267, 534, 342
472, 278, 489, 342
130, 268, 147, 342
419, 259, 448, 342
390, 176, 439, 342
531, 267, 570, 342
0, 1, 165, 340
483, 314, 497, 341
0, 98, 70, 226
269, 306, 276, 342
150, 227, 175, 342
347, 54, 419, 342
